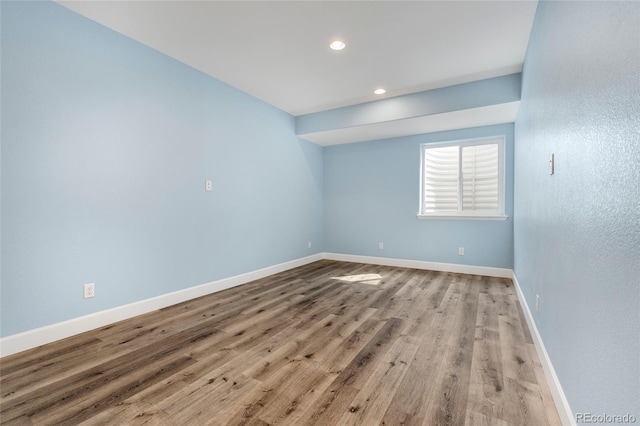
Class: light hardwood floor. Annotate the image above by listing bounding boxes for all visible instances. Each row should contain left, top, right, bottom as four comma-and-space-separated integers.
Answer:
0, 260, 561, 425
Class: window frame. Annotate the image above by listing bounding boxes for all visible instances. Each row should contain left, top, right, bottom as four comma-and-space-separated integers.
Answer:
417, 135, 507, 221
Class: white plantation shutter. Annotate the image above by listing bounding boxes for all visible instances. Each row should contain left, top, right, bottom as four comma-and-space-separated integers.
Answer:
420, 137, 503, 217
462, 143, 499, 211
422, 145, 459, 212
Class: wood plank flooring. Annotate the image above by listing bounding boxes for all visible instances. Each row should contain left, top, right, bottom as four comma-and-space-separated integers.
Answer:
0, 260, 561, 425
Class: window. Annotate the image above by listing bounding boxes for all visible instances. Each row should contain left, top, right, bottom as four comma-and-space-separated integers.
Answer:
418, 136, 506, 220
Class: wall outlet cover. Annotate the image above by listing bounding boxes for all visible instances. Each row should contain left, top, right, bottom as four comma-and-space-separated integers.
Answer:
83, 283, 95, 299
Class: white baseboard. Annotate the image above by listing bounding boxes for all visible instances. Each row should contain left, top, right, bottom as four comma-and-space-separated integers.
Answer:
511, 273, 575, 426
323, 252, 512, 278
0, 253, 323, 358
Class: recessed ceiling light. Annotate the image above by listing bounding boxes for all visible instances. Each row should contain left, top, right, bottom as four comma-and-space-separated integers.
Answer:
329, 40, 346, 51
374, 88, 386, 95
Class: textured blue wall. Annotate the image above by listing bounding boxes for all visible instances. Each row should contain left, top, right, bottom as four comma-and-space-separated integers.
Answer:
324, 123, 514, 268
0, 1, 323, 337
515, 0, 640, 418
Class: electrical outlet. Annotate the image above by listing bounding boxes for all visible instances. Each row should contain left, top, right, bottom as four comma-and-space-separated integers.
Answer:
308, 241, 312, 249
535, 294, 540, 312
205, 180, 212, 191
458, 247, 464, 256
378, 242, 384, 250
83, 283, 95, 299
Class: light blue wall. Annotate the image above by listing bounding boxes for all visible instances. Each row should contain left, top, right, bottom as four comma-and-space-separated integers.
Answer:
0, 1, 323, 337
514, 0, 640, 418
324, 123, 514, 268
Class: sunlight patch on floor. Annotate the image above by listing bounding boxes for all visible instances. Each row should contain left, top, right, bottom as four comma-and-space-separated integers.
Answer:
331, 273, 382, 285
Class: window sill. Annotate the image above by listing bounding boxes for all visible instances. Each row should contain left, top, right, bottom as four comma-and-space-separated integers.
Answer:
416, 214, 508, 221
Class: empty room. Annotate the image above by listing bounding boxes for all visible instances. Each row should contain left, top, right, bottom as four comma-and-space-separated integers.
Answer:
1, 1, 638, 425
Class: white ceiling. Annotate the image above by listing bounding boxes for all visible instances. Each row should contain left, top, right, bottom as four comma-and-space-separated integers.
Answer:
57, 0, 538, 118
